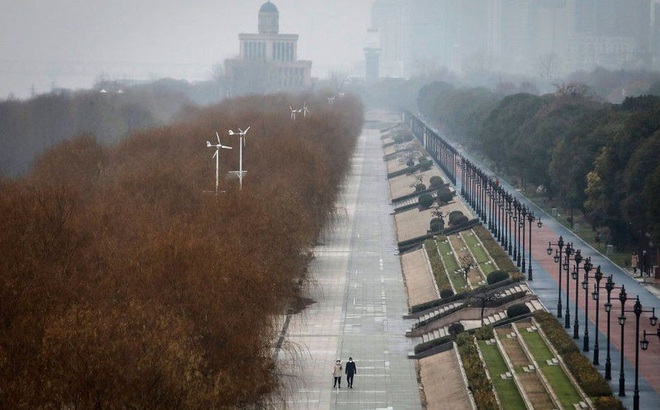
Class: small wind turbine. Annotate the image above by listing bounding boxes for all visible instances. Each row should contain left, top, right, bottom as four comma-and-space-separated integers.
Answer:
328, 96, 335, 108
228, 126, 250, 190
302, 101, 310, 118
289, 106, 301, 121
206, 132, 232, 194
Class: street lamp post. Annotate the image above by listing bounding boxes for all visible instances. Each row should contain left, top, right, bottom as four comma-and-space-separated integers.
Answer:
618, 285, 627, 397
505, 194, 513, 255
564, 243, 575, 328
520, 205, 528, 274
571, 249, 584, 339
527, 210, 541, 281
629, 297, 657, 410
603, 275, 617, 380
547, 236, 565, 318
590, 266, 604, 365
580, 257, 594, 351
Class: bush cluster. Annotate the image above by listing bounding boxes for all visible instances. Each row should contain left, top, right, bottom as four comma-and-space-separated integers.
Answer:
0, 92, 364, 408
419, 193, 435, 208
506, 303, 531, 318
429, 175, 445, 188
487, 270, 509, 285
455, 333, 499, 408
424, 239, 452, 296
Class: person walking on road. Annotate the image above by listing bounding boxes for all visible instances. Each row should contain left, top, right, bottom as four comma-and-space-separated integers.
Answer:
345, 357, 357, 388
332, 359, 343, 389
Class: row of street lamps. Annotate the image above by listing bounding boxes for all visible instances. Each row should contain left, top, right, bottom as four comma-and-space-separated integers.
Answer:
404, 112, 658, 409
461, 158, 541, 281
547, 236, 659, 410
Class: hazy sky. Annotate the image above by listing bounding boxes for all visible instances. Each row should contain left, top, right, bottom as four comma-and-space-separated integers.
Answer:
0, 0, 373, 98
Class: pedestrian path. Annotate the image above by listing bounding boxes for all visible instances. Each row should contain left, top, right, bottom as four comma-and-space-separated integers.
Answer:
281, 125, 422, 409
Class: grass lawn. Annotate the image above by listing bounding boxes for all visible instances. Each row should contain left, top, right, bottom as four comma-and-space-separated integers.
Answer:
437, 240, 469, 290
478, 340, 527, 410
519, 328, 582, 409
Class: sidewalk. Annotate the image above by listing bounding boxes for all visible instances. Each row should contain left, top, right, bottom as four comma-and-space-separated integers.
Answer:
280, 124, 422, 409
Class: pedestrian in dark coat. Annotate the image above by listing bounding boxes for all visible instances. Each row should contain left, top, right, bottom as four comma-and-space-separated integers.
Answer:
345, 357, 357, 388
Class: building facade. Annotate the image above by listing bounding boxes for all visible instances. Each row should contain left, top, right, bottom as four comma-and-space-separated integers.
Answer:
368, 0, 654, 79
225, 1, 312, 96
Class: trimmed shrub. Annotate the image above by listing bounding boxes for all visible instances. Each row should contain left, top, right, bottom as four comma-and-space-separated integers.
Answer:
429, 217, 445, 233
436, 189, 455, 204
448, 210, 464, 224
418, 157, 433, 171
449, 214, 468, 227
506, 303, 531, 318
474, 325, 494, 341
593, 396, 625, 410
393, 135, 404, 144
418, 193, 434, 208
487, 270, 509, 285
414, 183, 427, 192
429, 175, 444, 188
440, 288, 454, 299
448, 322, 464, 336
406, 159, 415, 167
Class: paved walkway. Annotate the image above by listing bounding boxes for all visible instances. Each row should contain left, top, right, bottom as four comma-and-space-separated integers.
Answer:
281, 123, 422, 409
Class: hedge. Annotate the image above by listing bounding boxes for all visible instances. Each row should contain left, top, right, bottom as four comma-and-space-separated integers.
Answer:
534, 311, 617, 401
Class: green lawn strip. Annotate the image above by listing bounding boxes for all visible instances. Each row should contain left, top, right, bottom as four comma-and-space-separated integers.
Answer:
478, 340, 527, 410
437, 240, 469, 290
519, 329, 583, 408
424, 239, 451, 292
463, 231, 497, 278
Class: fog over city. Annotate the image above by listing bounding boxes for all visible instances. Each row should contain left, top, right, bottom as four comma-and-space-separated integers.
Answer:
0, 0, 373, 99
3, 0, 660, 100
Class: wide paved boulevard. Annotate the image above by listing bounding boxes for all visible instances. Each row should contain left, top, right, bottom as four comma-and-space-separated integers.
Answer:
280, 118, 422, 409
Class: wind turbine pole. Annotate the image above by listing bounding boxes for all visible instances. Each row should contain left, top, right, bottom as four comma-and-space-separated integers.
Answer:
215, 147, 220, 193
238, 135, 244, 190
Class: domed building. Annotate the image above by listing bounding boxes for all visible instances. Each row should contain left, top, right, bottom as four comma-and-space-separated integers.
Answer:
225, 1, 312, 96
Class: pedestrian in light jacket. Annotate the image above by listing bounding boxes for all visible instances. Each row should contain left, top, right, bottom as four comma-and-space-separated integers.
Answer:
332, 359, 343, 389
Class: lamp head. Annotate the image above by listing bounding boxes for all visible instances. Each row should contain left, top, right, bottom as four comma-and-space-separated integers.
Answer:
619, 315, 626, 326
547, 243, 553, 255
619, 285, 627, 303
592, 288, 598, 301
572, 270, 578, 280
605, 302, 612, 313
634, 297, 643, 316
650, 308, 658, 326
594, 266, 603, 281
641, 331, 649, 350
574, 249, 583, 265
554, 254, 560, 263
605, 275, 615, 292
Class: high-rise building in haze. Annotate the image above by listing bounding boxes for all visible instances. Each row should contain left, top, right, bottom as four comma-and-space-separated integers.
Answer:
225, 1, 312, 96
367, 0, 654, 79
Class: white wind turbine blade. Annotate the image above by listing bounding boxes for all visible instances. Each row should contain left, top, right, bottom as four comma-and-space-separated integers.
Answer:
216, 131, 221, 145
212, 149, 218, 158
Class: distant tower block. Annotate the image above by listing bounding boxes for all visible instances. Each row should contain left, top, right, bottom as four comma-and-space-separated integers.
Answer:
364, 28, 381, 83
259, 1, 279, 34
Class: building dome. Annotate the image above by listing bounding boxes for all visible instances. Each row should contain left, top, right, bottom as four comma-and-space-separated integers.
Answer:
259, 1, 278, 13
258, 1, 279, 34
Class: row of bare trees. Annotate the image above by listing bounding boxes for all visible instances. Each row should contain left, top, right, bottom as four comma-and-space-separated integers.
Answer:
0, 92, 364, 408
